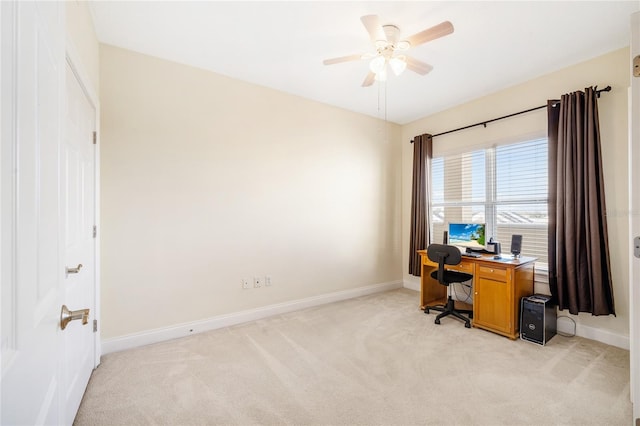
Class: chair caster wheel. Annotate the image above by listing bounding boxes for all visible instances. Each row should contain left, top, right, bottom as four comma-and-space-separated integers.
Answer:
465, 322, 471, 328
424, 308, 430, 314
435, 319, 441, 325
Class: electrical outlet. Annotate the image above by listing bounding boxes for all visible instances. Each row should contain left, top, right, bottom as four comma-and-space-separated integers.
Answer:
253, 277, 262, 288
265, 276, 272, 286
242, 278, 250, 289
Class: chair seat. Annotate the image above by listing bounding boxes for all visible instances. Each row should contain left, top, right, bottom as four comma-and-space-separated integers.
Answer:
430, 269, 472, 286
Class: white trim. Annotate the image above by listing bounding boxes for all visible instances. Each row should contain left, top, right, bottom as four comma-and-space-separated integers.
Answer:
403, 279, 420, 292
65, 36, 101, 367
0, 0, 17, 353
629, 10, 640, 421
557, 317, 629, 350
102, 280, 403, 354
65, 37, 98, 110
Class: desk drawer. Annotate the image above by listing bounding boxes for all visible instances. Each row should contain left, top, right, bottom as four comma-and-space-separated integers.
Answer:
478, 265, 508, 281
422, 256, 473, 273
448, 262, 473, 274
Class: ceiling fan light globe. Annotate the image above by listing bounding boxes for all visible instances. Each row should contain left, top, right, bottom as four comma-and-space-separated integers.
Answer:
389, 57, 407, 76
369, 56, 386, 74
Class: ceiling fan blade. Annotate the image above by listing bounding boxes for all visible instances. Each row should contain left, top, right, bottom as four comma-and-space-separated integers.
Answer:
360, 15, 385, 42
405, 56, 434, 75
362, 72, 376, 87
405, 21, 454, 47
323, 54, 363, 65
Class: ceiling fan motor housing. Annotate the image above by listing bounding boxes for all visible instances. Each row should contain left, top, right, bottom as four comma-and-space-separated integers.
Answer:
382, 24, 401, 46
378, 25, 410, 53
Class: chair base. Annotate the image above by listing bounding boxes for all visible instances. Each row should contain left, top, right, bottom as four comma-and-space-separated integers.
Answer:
424, 296, 473, 328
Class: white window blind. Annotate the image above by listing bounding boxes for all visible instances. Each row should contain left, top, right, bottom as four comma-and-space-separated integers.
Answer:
431, 138, 548, 269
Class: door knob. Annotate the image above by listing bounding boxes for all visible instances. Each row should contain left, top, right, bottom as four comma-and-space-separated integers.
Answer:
65, 264, 83, 276
60, 305, 90, 330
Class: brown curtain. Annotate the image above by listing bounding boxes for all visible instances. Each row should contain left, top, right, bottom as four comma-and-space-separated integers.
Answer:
547, 87, 615, 315
408, 134, 433, 276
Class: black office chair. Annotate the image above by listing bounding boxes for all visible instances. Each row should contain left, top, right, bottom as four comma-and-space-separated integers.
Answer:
424, 244, 474, 328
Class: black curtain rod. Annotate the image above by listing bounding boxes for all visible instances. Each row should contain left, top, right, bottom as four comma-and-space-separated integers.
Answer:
411, 85, 611, 141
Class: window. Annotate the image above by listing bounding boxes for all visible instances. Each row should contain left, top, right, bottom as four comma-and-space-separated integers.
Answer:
431, 138, 548, 270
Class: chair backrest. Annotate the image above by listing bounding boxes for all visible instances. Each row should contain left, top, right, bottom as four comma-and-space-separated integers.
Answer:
427, 244, 462, 266
427, 244, 463, 285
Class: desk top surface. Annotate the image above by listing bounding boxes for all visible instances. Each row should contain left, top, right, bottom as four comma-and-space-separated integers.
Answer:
417, 250, 537, 267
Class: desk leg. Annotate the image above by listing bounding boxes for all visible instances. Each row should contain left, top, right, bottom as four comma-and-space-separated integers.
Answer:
420, 263, 446, 309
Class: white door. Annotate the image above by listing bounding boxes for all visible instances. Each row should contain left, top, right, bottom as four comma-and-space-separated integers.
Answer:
1, 2, 97, 424
1, 1, 65, 424
630, 10, 640, 423
60, 61, 97, 424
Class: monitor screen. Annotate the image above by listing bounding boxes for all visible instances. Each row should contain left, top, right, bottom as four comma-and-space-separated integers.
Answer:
448, 223, 486, 250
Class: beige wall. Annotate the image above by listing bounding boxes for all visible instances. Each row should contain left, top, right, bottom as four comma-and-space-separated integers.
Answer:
99, 40, 629, 346
402, 48, 631, 343
66, 0, 100, 95
100, 45, 403, 339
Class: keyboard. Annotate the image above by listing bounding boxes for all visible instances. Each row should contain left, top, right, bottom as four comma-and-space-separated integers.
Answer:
462, 252, 482, 258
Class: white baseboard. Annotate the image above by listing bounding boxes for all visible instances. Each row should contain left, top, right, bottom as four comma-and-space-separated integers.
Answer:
557, 316, 629, 350
403, 279, 420, 292
404, 281, 629, 349
101, 280, 403, 355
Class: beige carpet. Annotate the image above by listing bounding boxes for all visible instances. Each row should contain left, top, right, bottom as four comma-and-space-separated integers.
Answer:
74, 288, 631, 425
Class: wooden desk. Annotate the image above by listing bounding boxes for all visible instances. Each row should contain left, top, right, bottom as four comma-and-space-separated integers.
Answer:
418, 250, 536, 339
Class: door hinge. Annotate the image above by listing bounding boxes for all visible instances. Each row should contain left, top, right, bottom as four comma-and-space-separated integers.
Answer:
93, 319, 98, 333
92, 131, 97, 145
634, 55, 640, 78
93, 225, 97, 238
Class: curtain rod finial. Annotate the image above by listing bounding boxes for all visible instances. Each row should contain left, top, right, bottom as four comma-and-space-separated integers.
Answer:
595, 85, 612, 98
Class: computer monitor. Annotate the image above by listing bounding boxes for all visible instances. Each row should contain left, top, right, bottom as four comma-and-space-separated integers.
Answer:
447, 223, 486, 250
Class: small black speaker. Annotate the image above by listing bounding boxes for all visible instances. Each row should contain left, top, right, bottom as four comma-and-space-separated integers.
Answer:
443, 230, 448, 244
511, 234, 522, 258
520, 295, 556, 345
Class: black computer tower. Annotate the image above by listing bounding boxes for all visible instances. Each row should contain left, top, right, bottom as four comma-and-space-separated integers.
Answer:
520, 294, 556, 345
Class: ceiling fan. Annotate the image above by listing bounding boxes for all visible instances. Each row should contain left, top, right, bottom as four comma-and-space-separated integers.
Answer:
323, 15, 454, 87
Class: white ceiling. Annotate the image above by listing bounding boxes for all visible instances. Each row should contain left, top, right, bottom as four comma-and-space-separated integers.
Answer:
88, 1, 640, 124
